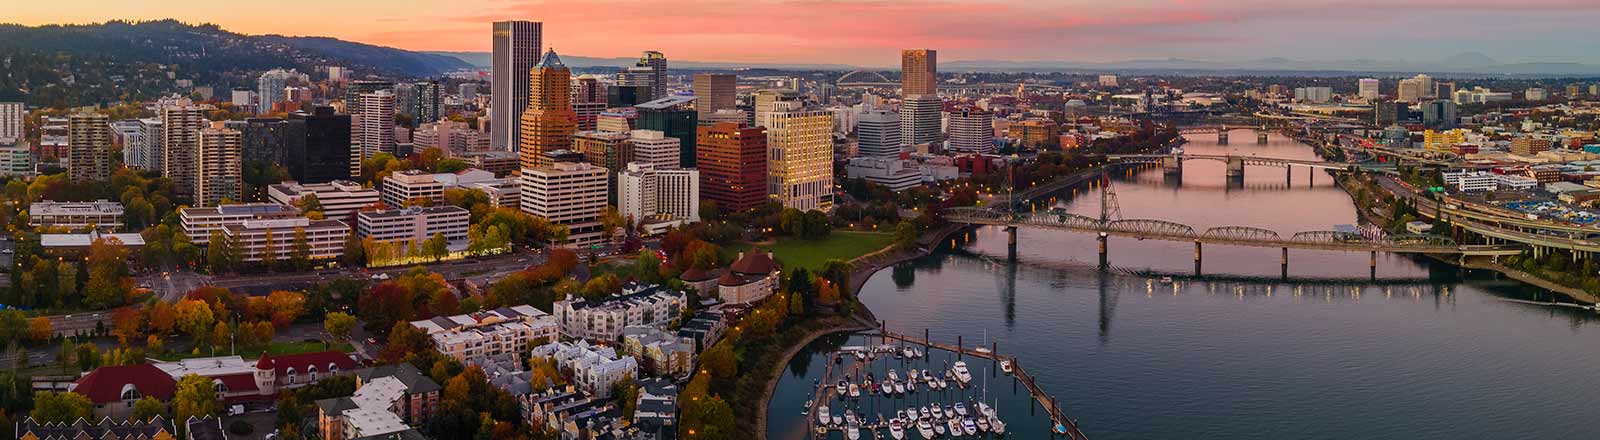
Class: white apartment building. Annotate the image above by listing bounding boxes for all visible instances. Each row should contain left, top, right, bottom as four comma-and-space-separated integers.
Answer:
357, 90, 396, 164
946, 107, 995, 154
410, 305, 558, 366
355, 206, 470, 247
221, 217, 351, 263
856, 109, 902, 157
628, 129, 680, 169
519, 162, 608, 246
552, 283, 685, 342
194, 127, 243, 207
530, 340, 638, 399
0, 102, 23, 142
28, 200, 125, 231
766, 102, 835, 211
381, 170, 446, 208
617, 163, 698, 234
0, 142, 29, 177
268, 180, 381, 219
180, 203, 303, 244
1358, 78, 1380, 100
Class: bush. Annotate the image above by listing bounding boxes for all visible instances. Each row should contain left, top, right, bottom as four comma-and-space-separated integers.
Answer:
228, 420, 254, 436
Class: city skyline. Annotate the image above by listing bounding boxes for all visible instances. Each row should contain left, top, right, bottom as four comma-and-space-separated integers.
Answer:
9, 0, 1600, 66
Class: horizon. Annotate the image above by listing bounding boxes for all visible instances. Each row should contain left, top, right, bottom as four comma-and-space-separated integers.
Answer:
8, 0, 1600, 67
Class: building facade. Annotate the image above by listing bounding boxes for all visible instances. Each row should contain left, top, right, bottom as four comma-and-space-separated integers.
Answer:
491, 20, 542, 153
519, 49, 578, 170
355, 205, 470, 246
68, 112, 111, 182
519, 162, 608, 246
617, 163, 699, 233
765, 104, 834, 211
697, 122, 768, 213
900, 49, 938, 96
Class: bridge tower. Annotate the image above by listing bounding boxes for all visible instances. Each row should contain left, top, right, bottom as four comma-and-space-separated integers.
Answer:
1218, 125, 1229, 144
1097, 170, 1122, 270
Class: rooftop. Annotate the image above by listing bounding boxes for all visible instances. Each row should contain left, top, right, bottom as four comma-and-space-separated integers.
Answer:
29, 199, 124, 216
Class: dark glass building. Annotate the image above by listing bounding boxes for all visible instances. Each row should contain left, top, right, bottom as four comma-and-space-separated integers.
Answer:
636, 96, 698, 168
284, 106, 352, 183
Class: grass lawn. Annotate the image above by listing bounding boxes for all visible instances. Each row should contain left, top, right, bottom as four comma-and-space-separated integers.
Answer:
732, 231, 895, 272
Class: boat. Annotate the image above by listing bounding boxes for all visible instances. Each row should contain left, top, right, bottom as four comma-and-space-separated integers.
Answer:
919, 406, 931, 419
953, 402, 969, 417
888, 369, 900, 382
917, 419, 937, 438
802, 400, 811, 415
1159, 275, 1174, 284
961, 419, 978, 435
933, 419, 946, 436
894, 381, 905, 395
975, 416, 990, 433
818, 406, 830, 425
930, 405, 944, 419
849, 383, 861, 398
845, 409, 857, 425
952, 362, 973, 385
1000, 360, 1013, 374
837, 381, 848, 395
990, 416, 1006, 434
946, 418, 963, 436
846, 425, 860, 440
978, 402, 994, 418
888, 419, 905, 440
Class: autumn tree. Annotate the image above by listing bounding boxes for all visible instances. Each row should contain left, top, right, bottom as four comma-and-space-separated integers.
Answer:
290, 227, 312, 271
260, 229, 278, 271
111, 307, 145, 345
30, 391, 92, 424
323, 312, 357, 341
83, 237, 133, 309
173, 374, 220, 434
174, 299, 216, 348
130, 397, 167, 422
28, 317, 52, 341
148, 301, 177, 335
266, 290, 307, 328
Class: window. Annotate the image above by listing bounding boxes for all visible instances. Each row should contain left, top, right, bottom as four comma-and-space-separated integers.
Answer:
120, 385, 142, 401
214, 381, 229, 394
329, 364, 339, 374
308, 365, 319, 381
287, 367, 297, 384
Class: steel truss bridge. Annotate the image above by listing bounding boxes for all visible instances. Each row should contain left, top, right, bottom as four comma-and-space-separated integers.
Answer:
944, 207, 1523, 256
1106, 153, 1355, 171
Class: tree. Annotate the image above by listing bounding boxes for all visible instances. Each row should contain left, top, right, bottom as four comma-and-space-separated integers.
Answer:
130, 397, 167, 422
612, 378, 639, 419
83, 237, 132, 308
635, 250, 663, 284
600, 205, 625, 242
111, 307, 145, 345
700, 341, 736, 379
265, 291, 307, 328
261, 229, 279, 271
288, 227, 312, 271
75, 343, 100, 371
894, 220, 919, 249
174, 299, 216, 347
173, 374, 220, 434
28, 317, 52, 341
206, 231, 237, 274
148, 301, 176, 335
323, 312, 357, 341
296, 193, 324, 217
581, 273, 621, 300
341, 232, 365, 267
30, 391, 92, 424
421, 232, 449, 262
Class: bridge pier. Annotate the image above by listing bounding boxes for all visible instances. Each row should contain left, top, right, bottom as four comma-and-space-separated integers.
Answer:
1098, 233, 1109, 270
1006, 226, 1018, 261
1193, 241, 1203, 275
1258, 132, 1269, 144
1281, 247, 1289, 279
1162, 156, 1183, 175
1286, 165, 1292, 187
1226, 157, 1246, 179
1370, 251, 1378, 279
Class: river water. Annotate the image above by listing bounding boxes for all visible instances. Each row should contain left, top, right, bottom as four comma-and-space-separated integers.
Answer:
766, 130, 1600, 439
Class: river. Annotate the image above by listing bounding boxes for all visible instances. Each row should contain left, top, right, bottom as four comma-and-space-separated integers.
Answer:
765, 129, 1600, 439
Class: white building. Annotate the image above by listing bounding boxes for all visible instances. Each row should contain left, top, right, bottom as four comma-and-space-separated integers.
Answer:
0, 102, 23, 142
1358, 78, 1380, 100
845, 157, 923, 192
856, 109, 902, 158
268, 180, 381, 219
519, 162, 608, 246
356, 205, 470, 247
180, 203, 303, 245
552, 283, 685, 342
194, 127, 243, 207
1294, 87, 1333, 103
131, 118, 163, 171
381, 170, 446, 208
1098, 74, 1118, 87
357, 90, 396, 164
0, 141, 29, 177
946, 107, 995, 154
900, 95, 942, 149
628, 129, 680, 169
530, 341, 637, 399
221, 217, 350, 264
617, 163, 699, 235
29, 200, 125, 231
410, 305, 558, 366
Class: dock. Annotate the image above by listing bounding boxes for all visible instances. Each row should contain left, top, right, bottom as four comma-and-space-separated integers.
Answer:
875, 326, 1090, 440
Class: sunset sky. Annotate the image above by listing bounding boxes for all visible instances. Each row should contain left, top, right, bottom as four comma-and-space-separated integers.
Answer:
9, 0, 1600, 66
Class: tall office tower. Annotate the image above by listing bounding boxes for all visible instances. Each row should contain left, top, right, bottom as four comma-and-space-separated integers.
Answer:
358, 90, 396, 164
194, 127, 242, 207
1435, 82, 1457, 101
162, 102, 204, 200
242, 118, 289, 164
574, 102, 607, 131
947, 107, 995, 154
136, 118, 164, 172
900, 95, 942, 148
458, 83, 477, 103
765, 102, 834, 211
628, 129, 681, 170
1397, 74, 1433, 102
0, 102, 22, 141
572, 75, 605, 103
67, 112, 111, 182
697, 122, 767, 213
408, 81, 442, 124
1358, 78, 1381, 100
753, 89, 801, 127
518, 49, 578, 170
693, 73, 737, 120
1421, 99, 1457, 129
394, 83, 418, 120
285, 106, 353, 183
1412, 74, 1433, 99
901, 49, 938, 96
617, 162, 699, 226
856, 109, 902, 157
619, 51, 667, 101
636, 96, 698, 168
257, 69, 291, 114
493, 20, 543, 153
519, 161, 608, 246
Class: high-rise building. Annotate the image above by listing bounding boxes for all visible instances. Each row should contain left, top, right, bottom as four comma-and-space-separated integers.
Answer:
947, 107, 995, 154
67, 112, 111, 182
134, 118, 163, 172
573, 75, 605, 104
1397, 74, 1433, 103
242, 117, 290, 164
0, 102, 23, 142
765, 102, 833, 211
900, 95, 942, 148
617, 162, 699, 229
1358, 78, 1381, 100
161, 101, 205, 200
344, 80, 394, 111
357, 90, 396, 164
257, 69, 294, 114
518, 49, 578, 170
636, 96, 698, 168
458, 83, 477, 103
628, 129, 680, 170
1435, 82, 1457, 101
857, 109, 902, 157
753, 89, 801, 128
285, 106, 353, 184
492, 21, 542, 153
900, 49, 938, 96
404, 81, 442, 124
693, 73, 737, 120
617, 51, 667, 101
574, 102, 607, 132
194, 127, 242, 207
519, 162, 608, 246
1421, 99, 1457, 129
697, 122, 767, 213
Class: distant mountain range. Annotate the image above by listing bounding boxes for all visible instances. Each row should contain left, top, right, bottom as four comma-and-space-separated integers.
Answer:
436, 50, 1600, 76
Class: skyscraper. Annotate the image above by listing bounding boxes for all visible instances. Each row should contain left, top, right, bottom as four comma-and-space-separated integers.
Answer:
693, 73, 737, 120
195, 127, 242, 207
947, 107, 995, 154
753, 89, 801, 128
135, 117, 163, 172
257, 69, 293, 114
765, 102, 834, 211
67, 112, 110, 182
1358, 78, 1380, 100
636, 96, 698, 168
162, 101, 205, 200
900, 95, 942, 148
518, 49, 578, 170
358, 90, 396, 164
618, 51, 668, 101
856, 109, 902, 157
492, 20, 542, 153
697, 122, 767, 213
286, 106, 353, 183
408, 81, 442, 124
901, 49, 938, 96
519, 162, 608, 246
0, 102, 23, 142
573, 75, 605, 104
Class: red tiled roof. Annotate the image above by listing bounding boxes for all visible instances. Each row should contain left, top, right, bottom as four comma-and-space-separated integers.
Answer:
265, 351, 358, 375
214, 373, 259, 393
729, 251, 776, 275
72, 364, 177, 404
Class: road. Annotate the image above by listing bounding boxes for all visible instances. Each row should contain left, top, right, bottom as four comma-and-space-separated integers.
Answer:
137, 247, 548, 300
